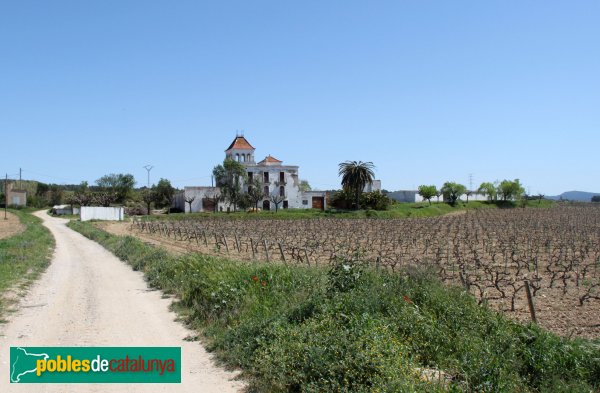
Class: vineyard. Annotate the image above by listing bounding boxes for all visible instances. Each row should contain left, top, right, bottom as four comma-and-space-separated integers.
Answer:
124, 205, 600, 338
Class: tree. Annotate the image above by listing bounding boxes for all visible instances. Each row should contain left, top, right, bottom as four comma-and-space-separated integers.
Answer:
154, 178, 175, 213
497, 179, 525, 201
93, 192, 117, 207
537, 194, 545, 204
48, 184, 64, 206
205, 191, 223, 212
436, 190, 442, 203
140, 188, 155, 215
441, 182, 467, 206
213, 158, 247, 212
72, 181, 92, 206
478, 182, 497, 202
247, 178, 265, 211
269, 181, 286, 212
592, 195, 600, 203
417, 185, 437, 206
95, 173, 136, 203
184, 195, 196, 213
338, 161, 375, 210
466, 190, 473, 203
299, 180, 312, 192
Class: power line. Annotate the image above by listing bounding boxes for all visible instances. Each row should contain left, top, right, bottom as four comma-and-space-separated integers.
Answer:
143, 165, 154, 188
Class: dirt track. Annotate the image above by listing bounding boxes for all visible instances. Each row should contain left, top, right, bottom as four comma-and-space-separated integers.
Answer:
0, 211, 244, 392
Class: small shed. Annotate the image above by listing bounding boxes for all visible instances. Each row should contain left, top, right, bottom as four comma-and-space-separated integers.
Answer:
7, 188, 27, 207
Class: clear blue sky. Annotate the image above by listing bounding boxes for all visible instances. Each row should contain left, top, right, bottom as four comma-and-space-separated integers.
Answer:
1, 1, 598, 195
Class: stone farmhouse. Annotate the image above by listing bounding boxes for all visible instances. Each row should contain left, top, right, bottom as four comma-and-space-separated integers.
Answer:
174, 136, 328, 212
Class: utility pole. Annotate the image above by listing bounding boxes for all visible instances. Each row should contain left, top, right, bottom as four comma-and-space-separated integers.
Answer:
468, 173, 474, 191
143, 165, 154, 188
4, 173, 7, 220
19, 168, 22, 189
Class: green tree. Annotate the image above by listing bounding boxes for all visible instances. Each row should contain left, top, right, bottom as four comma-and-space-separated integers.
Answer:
497, 179, 525, 201
154, 178, 175, 213
592, 195, 600, 203
140, 188, 155, 215
441, 182, 467, 206
213, 158, 247, 212
478, 182, 497, 202
247, 178, 265, 211
417, 185, 438, 205
95, 173, 136, 203
338, 161, 375, 210
299, 180, 312, 192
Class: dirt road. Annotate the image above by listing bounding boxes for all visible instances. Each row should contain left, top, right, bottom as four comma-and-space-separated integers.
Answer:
0, 211, 244, 392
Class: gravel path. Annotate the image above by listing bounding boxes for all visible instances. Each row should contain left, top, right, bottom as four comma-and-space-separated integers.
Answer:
0, 211, 244, 392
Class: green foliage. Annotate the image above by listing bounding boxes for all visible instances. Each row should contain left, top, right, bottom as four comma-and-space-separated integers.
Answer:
338, 161, 375, 209
0, 210, 54, 319
246, 178, 265, 210
299, 180, 311, 192
359, 190, 391, 210
153, 178, 175, 209
591, 195, 600, 203
332, 190, 390, 211
418, 185, 438, 205
478, 182, 498, 201
441, 182, 467, 206
95, 173, 136, 203
498, 179, 525, 201
213, 158, 247, 211
69, 221, 600, 393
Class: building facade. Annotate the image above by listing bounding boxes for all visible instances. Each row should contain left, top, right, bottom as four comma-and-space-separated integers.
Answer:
175, 136, 327, 212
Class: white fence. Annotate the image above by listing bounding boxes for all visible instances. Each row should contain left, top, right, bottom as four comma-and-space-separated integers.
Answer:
80, 207, 125, 222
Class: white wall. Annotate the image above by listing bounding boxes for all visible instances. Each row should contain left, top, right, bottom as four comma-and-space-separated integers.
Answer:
80, 207, 124, 221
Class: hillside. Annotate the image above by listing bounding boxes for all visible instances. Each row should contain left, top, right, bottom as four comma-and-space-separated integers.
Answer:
547, 191, 600, 202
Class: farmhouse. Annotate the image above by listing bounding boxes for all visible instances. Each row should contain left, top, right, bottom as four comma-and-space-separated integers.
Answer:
174, 136, 328, 212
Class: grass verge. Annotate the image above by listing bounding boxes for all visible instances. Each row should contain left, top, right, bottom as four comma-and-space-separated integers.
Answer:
68, 220, 598, 392
0, 209, 54, 320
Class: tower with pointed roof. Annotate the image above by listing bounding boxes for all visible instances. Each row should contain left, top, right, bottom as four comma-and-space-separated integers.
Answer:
225, 134, 255, 164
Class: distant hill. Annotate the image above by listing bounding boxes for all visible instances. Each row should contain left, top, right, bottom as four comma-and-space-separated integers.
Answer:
546, 191, 600, 202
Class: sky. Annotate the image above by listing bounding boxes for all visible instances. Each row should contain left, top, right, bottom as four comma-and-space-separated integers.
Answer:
1, 1, 598, 195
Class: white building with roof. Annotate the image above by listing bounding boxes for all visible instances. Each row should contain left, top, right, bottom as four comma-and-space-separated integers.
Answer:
175, 135, 327, 212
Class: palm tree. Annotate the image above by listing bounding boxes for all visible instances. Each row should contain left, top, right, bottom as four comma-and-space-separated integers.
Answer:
338, 161, 375, 210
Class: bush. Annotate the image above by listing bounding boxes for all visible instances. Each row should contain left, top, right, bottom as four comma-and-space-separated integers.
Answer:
360, 190, 391, 210
331, 190, 391, 211
68, 222, 600, 393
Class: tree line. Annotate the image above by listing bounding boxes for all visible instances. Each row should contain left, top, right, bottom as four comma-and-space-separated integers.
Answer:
417, 179, 533, 206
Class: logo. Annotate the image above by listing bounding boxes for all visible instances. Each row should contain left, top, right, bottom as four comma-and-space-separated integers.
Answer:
10, 347, 181, 383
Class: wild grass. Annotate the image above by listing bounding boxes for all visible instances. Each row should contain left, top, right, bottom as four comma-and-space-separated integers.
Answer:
137, 199, 554, 221
68, 220, 598, 392
0, 209, 54, 320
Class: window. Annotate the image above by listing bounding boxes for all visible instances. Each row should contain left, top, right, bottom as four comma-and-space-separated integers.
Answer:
263, 172, 269, 183
263, 186, 269, 196
279, 186, 285, 197
248, 172, 253, 182
279, 171, 285, 183
302, 200, 308, 205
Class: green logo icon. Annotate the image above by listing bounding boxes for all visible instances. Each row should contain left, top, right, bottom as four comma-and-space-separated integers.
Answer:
10, 347, 181, 383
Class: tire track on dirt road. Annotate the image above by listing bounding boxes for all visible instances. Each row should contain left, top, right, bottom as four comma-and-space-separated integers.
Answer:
0, 211, 244, 392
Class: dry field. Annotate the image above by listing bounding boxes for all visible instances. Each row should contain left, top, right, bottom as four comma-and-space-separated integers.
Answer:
100, 205, 600, 339
0, 211, 25, 240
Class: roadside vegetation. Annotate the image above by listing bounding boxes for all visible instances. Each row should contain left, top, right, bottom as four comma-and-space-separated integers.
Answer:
69, 220, 599, 392
0, 209, 54, 320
